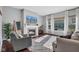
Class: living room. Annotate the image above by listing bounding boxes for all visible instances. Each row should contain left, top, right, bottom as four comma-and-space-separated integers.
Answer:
0, 6, 79, 52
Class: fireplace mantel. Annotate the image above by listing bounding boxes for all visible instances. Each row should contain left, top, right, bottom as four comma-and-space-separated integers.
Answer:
24, 25, 39, 36
26, 26, 38, 29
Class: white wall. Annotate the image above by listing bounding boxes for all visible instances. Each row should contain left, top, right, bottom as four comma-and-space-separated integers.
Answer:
2, 6, 21, 24
23, 9, 43, 26
0, 7, 2, 51
2, 6, 43, 26
22, 9, 43, 34
2, 6, 43, 35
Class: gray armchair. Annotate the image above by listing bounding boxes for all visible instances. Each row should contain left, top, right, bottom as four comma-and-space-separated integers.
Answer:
10, 33, 32, 51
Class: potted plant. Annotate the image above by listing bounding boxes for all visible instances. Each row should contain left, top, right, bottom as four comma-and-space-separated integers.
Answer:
3, 23, 11, 41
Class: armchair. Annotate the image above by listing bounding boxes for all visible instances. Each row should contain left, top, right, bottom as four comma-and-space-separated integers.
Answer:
53, 31, 79, 52
53, 37, 79, 52
10, 32, 32, 51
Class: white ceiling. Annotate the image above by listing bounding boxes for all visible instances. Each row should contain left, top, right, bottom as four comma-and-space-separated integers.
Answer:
12, 6, 77, 16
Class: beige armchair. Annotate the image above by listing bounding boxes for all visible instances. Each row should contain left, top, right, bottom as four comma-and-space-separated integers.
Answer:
53, 31, 79, 52
53, 37, 79, 52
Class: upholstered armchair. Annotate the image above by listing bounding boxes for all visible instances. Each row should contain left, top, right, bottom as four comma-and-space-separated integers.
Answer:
53, 37, 79, 52
10, 32, 32, 51
52, 31, 79, 52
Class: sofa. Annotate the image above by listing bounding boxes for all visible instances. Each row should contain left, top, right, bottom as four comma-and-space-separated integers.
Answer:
10, 32, 32, 51
53, 31, 79, 52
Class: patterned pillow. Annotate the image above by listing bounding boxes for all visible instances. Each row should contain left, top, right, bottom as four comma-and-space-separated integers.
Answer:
17, 33, 23, 38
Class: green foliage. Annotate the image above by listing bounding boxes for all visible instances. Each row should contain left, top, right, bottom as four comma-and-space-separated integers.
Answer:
68, 24, 75, 32
3, 23, 11, 39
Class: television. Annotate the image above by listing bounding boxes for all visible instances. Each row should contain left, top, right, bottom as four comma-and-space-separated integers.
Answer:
26, 16, 37, 25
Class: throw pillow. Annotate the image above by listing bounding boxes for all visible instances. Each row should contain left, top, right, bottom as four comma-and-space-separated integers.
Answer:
18, 34, 23, 38
16, 32, 23, 38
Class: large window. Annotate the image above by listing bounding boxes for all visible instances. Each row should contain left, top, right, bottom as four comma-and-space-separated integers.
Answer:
48, 18, 51, 29
68, 15, 76, 32
54, 17, 64, 31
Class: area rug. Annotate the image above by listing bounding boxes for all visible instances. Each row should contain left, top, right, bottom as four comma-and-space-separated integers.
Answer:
43, 36, 57, 50
35, 35, 49, 42
32, 35, 57, 52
